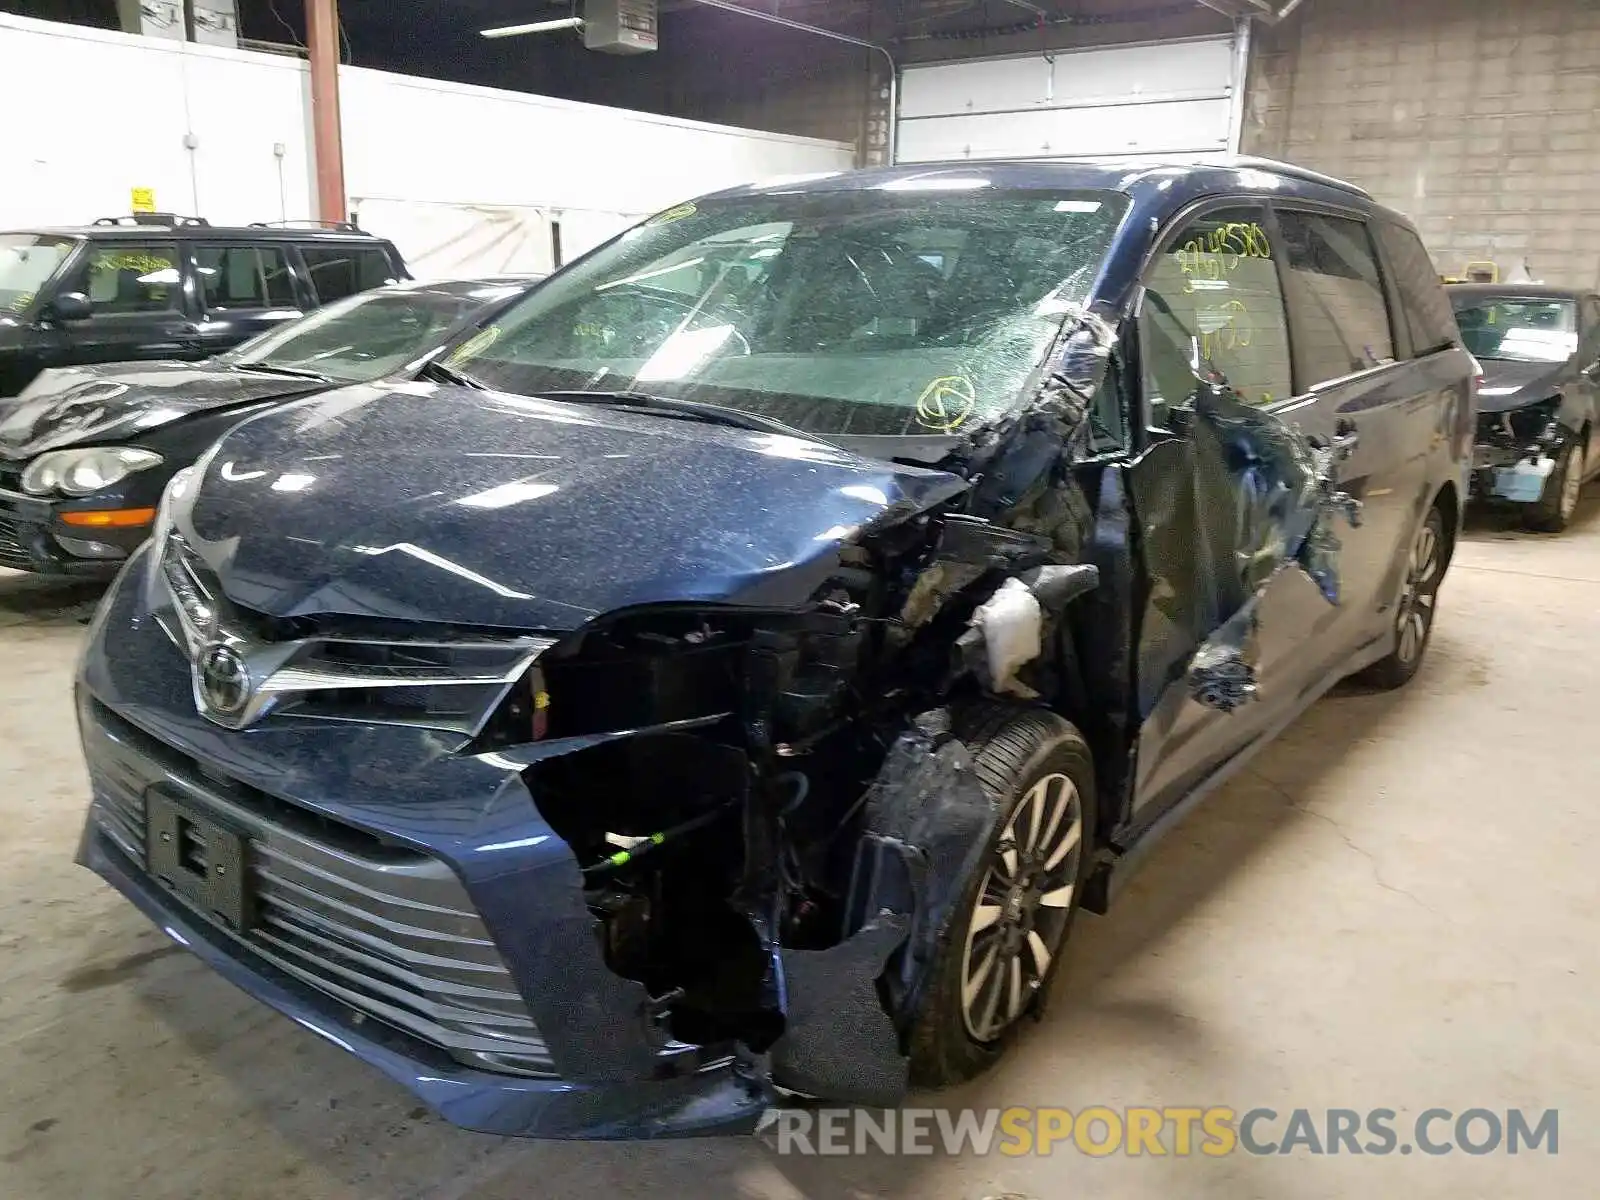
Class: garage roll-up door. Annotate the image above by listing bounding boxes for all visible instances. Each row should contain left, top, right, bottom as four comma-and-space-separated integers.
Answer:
897, 35, 1242, 165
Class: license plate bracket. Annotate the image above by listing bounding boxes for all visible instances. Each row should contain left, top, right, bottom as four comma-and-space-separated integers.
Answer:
145, 790, 252, 931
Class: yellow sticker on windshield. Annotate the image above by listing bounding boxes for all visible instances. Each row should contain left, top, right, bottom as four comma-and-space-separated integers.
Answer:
915, 375, 977, 432
448, 324, 501, 364
648, 202, 698, 226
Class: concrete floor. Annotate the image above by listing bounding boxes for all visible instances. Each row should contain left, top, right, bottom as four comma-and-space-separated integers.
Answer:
1, 497, 1596, 1200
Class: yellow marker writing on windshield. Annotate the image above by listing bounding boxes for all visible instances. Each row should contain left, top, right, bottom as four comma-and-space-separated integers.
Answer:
915, 375, 977, 432
448, 325, 501, 364
648, 202, 698, 226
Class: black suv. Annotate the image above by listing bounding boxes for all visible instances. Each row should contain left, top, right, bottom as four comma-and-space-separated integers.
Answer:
0, 214, 409, 397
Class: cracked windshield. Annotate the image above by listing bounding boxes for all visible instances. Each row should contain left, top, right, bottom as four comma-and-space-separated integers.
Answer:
445, 184, 1129, 438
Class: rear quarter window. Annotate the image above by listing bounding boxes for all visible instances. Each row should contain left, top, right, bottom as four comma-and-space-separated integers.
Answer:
1276, 210, 1396, 387
1375, 221, 1460, 357
300, 244, 400, 303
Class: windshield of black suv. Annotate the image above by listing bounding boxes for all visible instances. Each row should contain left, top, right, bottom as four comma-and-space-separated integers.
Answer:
442, 186, 1130, 437
0, 234, 77, 315
1453, 297, 1579, 364
223, 287, 489, 382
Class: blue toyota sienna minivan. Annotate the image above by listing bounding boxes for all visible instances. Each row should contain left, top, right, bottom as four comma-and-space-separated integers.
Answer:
73, 159, 1474, 1138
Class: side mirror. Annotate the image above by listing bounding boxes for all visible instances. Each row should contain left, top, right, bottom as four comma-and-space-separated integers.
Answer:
48, 293, 92, 322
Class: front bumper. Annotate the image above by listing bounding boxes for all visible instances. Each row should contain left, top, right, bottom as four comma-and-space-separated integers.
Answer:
74, 551, 770, 1138
1470, 444, 1557, 505
78, 824, 765, 1137
0, 484, 147, 575
1469, 410, 1572, 506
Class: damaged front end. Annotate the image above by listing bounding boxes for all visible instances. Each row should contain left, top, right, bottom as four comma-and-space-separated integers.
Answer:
1471, 399, 1568, 504
477, 503, 1105, 1108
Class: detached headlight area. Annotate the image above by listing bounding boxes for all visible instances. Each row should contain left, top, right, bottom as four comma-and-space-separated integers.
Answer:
22, 447, 164, 499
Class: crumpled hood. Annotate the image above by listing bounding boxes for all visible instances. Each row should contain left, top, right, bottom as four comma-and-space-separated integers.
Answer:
1476, 360, 1569, 413
0, 361, 327, 459
179, 382, 970, 630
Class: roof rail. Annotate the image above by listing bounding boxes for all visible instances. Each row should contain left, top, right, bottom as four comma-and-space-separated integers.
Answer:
92, 212, 211, 227
247, 219, 365, 233
1226, 156, 1373, 200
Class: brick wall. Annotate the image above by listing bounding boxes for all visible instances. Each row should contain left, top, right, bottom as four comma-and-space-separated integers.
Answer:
1244, 0, 1600, 288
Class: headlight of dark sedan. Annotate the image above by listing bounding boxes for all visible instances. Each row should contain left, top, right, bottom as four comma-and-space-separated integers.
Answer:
21, 447, 164, 497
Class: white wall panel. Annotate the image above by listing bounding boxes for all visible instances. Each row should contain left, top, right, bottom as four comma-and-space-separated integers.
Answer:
897, 36, 1240, 165
337, 67, 852, 219
0, 13, 853, 276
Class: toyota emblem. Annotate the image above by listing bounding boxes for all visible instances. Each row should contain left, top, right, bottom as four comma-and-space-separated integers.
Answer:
197, 643, 251, 718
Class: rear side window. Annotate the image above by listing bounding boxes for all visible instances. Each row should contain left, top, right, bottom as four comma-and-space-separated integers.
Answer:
196, 245, 297, 310
1277, 211, 1396, 387
1375, 222, 1459, 356
1141, 205, 1293, 410
74, 243, 182, 314
300, 245, 398, 303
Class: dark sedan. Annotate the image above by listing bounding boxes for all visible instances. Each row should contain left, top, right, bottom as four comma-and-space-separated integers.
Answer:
0, 275, 540, 575
1451, 284, 1600, 531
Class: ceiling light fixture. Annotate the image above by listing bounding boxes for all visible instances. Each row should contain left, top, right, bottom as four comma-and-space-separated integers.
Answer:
480, 16, 584, 38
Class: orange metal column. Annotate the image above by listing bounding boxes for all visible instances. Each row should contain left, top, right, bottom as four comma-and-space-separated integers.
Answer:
306, 0, 347, 223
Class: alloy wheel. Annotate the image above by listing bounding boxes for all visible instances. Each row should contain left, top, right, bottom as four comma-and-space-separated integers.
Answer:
1395, 513, 1443, 667
959, 772, 1084, 1043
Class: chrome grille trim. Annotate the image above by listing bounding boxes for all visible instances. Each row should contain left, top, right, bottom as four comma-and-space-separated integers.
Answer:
85, 708, 556, 1077
0, 516, 33, 571
153, 534, 554, 731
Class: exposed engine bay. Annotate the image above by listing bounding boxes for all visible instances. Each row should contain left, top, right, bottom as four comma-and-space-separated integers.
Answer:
505, 510, 1092, 1085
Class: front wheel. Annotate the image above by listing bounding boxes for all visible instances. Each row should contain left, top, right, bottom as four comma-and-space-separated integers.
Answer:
908, 705, 1096, 1088
1360, 504, 1446, 690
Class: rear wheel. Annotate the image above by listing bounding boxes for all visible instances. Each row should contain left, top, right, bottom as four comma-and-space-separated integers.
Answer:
1361, 505, 1446, 690
1525, 439, 1585, 533
908, 705, 1095, 1088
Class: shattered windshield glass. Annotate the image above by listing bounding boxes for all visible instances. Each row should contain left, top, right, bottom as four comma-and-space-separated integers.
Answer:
0, 234, 76, 315
444, 187, 1130, 438
1453, 297, 1578, 364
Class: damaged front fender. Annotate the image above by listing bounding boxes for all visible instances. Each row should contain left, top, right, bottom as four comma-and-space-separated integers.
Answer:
769, 711, 999, 1103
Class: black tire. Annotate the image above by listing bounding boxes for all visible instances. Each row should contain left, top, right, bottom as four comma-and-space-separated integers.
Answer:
908, 704, 1096, 1089
1524, 438, 1585, 533
1360, 504, 1446, 690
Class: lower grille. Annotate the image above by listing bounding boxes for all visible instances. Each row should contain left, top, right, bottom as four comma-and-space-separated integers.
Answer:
0, 516, 34, 571
87, 703, 556, 1077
